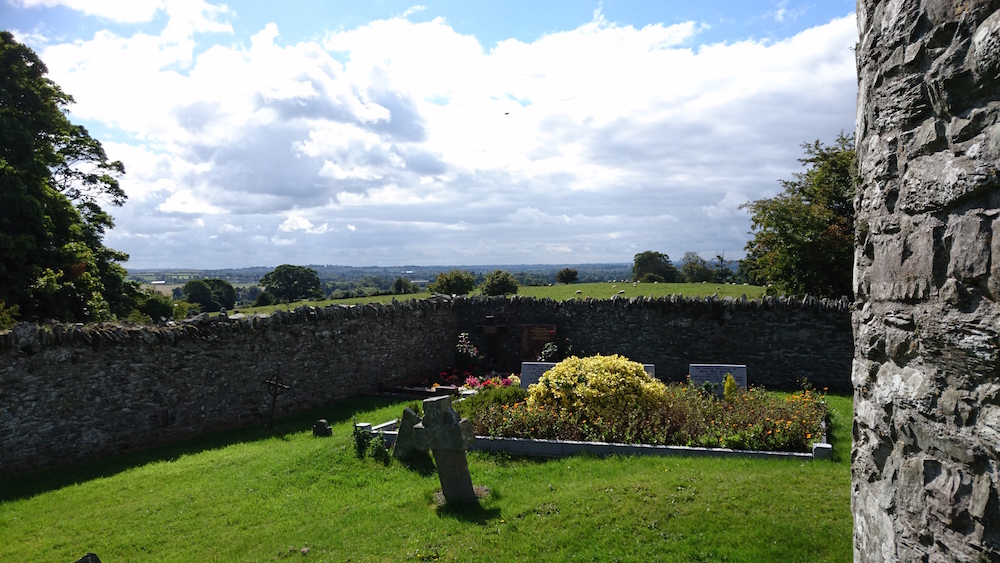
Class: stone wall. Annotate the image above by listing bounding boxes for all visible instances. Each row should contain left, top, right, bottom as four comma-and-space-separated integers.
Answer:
0, 298, 459, 477
0, 294, 853, 477
854, 1, 1000, 561
452, 294, 853, 392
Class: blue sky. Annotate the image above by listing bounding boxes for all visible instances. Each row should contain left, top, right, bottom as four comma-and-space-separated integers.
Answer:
6, 0, 857, 269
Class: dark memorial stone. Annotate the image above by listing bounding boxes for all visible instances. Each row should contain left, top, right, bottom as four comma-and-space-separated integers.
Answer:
519, 324, 556, 360
312, 419, 332, 437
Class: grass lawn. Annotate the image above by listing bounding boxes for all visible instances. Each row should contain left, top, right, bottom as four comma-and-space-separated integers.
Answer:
0, 393, 852, 562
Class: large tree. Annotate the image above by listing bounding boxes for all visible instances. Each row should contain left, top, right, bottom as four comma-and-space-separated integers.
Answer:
479, 269, 519, 296
259, 265, 323, 302
0, 32, 137, 321
740, 134, 857, 298
427, 269, 477, 295
631, 251, 679, 283
679, 251, 713, 283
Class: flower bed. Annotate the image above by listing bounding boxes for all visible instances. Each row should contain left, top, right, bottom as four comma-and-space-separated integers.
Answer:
467, 384, 827, 453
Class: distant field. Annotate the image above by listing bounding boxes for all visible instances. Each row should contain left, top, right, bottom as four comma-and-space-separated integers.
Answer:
225, 282, 768, 317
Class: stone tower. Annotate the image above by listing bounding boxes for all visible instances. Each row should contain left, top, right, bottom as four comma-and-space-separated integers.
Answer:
854, 1, 1000, 561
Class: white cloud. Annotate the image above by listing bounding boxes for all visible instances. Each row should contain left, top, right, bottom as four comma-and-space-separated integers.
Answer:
279, 214, 329, 234
25, 4, 857, 267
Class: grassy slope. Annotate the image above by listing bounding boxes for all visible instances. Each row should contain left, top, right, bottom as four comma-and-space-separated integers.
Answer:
0, 394, 852, 562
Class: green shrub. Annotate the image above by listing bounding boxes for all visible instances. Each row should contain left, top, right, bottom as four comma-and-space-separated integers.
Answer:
723, 373, 739, 402
527, 354, 667, 422
0, 300, 20, 330
455, 385, 527, 419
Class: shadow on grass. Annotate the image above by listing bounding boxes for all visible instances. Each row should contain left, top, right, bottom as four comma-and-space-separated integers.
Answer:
398, 451, 437, 477
0, 394, 409, 503
435, 496, 502, 525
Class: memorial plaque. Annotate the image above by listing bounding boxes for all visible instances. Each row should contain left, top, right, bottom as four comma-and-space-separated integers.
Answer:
519, 361, 655, 388
519, 324, 557, 360
689, 364, 747, 396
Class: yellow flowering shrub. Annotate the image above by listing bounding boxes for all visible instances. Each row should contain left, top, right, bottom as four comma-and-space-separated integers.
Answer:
527, 354, 668, 421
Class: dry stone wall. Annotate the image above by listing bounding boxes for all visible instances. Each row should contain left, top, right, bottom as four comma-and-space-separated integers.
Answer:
0, 294, 852, 477
454, 294, 853, 392
0, 298, 459, 476
855, 1, 1000, 561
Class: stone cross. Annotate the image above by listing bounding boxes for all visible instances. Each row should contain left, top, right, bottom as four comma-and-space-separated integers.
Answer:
262, 365, 290, 432
396, 395, 477, 505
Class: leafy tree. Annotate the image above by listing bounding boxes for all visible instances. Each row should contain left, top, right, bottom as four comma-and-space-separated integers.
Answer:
0, 32, 139, 321
556, 268, 579, 284
392, 276, 419, 294
631, 251, 679, 283
427, 269, 477, 295
479, 269, 519, 296
182, 280, 219, 312
203, 278, 236, 310
137, 289, 173, 321
680, 252, 713, 282
254, 291, 275, 307
259, 265, 323, 302
182, 278, 235, 312
713, 253, 732, 283
741, 134, 857, 297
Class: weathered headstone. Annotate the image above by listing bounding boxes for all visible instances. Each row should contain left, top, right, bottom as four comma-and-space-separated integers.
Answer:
519, 361, 655, 388
688, 364, 747, 396
519, 323, 556, 360
312, 419, 332, 437
855, 2, 1000, 560
400, 396, 478, 505
392, 407, 425, 460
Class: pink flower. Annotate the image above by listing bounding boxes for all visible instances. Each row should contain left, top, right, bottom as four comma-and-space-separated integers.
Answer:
465, 376, 481, 387
501, 378, 513, 387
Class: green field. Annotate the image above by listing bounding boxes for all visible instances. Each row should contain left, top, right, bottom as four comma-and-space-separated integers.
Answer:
0, 393, 852, 562
219, 282, 769, 317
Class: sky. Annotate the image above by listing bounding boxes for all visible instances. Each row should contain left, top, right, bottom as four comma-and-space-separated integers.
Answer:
5, 0, 858, 269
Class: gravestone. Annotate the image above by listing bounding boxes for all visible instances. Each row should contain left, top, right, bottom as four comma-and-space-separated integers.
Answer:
854, 2, 1000, 560
392, 407, 424, 460
312, 419, 332, 437
397, 396, 478, 505
688, 364, 747, 396
519, 324, 556, 360
519, 361, 655, 388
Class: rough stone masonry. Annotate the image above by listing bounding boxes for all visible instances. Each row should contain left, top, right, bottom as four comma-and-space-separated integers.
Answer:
854, 1, 1000, 561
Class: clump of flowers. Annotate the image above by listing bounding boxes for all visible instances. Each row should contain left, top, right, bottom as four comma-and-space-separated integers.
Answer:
463, 373, 521, 390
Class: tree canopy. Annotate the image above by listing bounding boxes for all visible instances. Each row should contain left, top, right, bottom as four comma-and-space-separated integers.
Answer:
680, 252, 713, 283
427, 269, 477, 295
182, 278, 236, 312
0, 32, 137, 322
556, 268, 579, 284
631, 251, 679, 283
740, 133, 857, 298
259, 265, 323, 302
479, 269, 519, 296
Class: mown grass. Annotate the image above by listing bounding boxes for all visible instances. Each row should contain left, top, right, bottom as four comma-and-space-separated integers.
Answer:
232, 282, 768, 317
0, 394, 852, 562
